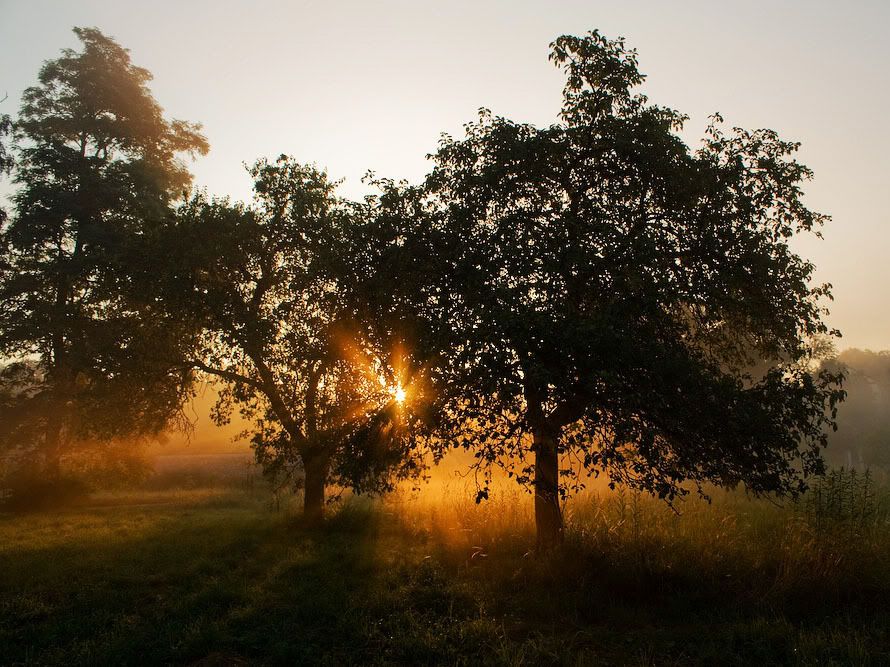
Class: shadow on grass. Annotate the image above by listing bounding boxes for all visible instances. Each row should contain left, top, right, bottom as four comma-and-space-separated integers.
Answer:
0, 500, 372, 664
2, 494, 889, 665
0, 499, 493, 665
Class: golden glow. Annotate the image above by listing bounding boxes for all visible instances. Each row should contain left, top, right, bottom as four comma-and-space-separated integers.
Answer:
378, 373, 406, 405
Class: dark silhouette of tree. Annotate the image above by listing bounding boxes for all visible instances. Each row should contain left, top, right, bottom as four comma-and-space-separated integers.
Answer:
0, 104, 12, 236
0, 28, 208, 479
157, 157, 425, 521
352, 31, 845, 549
0, 110, 11, 181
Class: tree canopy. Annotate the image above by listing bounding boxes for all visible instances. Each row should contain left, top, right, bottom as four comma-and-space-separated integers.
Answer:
156, 157, 427, 520
0, 27, 208, 478
0, 28, 845, 549
348, 30, 844, 547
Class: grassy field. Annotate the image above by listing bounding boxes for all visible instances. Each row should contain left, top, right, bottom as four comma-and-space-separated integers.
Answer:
2, 473, 890, 665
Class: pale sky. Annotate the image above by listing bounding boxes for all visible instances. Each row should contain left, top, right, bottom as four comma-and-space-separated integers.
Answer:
1, 0, 888, 351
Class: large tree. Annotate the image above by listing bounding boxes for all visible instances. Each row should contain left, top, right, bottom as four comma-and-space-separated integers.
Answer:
0, 28, 208, 478
159, 157, 425, 520
352, 31, 845, 549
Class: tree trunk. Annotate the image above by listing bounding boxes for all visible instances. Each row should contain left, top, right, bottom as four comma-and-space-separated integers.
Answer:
43, 390, 67, 479
533, 426, 563, 550
303, 452, 329, 523
43, 432, 63, 479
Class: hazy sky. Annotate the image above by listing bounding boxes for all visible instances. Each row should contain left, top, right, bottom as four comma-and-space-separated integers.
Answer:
1, 0, 888, 351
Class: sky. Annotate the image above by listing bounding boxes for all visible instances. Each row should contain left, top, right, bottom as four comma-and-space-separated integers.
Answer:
1, 0, 888, 351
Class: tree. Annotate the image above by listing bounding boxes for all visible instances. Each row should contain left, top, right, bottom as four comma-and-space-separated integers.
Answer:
356, 31, 845, 549
0, 28, 208, 479
158, 157, 425, 521
0, 108, 12, 184
0, 105, 12, 250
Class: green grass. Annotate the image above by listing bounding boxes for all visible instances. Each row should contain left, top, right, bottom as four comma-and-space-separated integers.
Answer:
1, 482, 889, 665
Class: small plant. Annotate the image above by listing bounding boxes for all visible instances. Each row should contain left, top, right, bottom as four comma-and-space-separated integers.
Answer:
802, 467, 879, 534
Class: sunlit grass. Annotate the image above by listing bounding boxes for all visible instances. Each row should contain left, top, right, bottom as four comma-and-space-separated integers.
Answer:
2, 478, 889, 664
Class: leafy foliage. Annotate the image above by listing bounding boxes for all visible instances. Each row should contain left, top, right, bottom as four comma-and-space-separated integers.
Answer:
0, 28, 208, 478
350, 30, 845, 543
0, 27, 848, 542
158, 157, 428, 514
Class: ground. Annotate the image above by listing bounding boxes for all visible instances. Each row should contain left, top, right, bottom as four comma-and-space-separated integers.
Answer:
1, 472, 889, 665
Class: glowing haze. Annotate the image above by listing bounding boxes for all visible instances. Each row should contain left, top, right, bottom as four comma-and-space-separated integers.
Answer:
1, 0, 888, 353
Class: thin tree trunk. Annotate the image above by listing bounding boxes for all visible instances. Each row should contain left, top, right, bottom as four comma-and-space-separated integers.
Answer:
303, 452, 329, 523
43, 415, 64, 479
533, 426, 563, 550
47, 232, 74, 481
43, 373, 70, 480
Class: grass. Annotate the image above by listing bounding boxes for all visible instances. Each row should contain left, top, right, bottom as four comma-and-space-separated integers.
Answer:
1, 477, 889, 665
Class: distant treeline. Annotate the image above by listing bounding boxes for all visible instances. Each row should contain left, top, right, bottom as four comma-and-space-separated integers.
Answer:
824, 349, 890, 470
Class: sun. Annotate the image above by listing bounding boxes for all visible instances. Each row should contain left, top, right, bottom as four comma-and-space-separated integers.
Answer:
391, 383, 406, 405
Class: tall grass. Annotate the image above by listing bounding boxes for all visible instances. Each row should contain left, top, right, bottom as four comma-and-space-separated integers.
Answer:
2, 467, 889, 664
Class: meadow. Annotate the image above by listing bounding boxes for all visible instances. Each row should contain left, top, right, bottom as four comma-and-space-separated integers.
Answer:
2, 461, 889, 666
